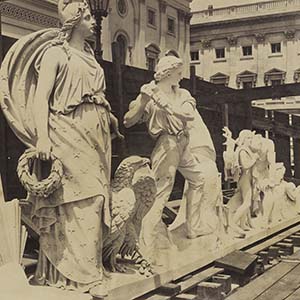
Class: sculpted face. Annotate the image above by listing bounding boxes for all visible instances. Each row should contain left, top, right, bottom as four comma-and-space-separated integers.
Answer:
169, 65, 184, 86
250, 135, 263, 152
75, 9, 96, 38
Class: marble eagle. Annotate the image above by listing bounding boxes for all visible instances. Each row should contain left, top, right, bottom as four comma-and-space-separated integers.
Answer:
103, 156, 157, 273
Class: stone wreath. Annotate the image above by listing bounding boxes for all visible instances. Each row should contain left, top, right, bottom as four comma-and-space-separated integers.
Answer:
17, 148, 63, 198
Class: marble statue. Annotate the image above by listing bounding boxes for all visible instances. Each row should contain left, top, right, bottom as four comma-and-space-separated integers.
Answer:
222, 127, 239, 182
249, 134, 276, 218
169, 106, 226, 243
103, 156, 156, 274
124, 56, 207, 263
268, 163, 300, 224
0, 0, 122, 297
225, 129, 259, 237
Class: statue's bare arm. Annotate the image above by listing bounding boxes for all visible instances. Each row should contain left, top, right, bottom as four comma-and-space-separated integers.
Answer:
123, 94, 149, 128
239, 150, 258, 170
33, 47, 60, 160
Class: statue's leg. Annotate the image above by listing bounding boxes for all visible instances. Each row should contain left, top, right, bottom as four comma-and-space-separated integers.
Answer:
233, 175, 252, 229
178, 147, 211, 239
139, 135, 179, 259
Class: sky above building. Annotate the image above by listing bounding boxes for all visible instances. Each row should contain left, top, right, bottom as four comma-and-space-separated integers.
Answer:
191, 0, 272, 11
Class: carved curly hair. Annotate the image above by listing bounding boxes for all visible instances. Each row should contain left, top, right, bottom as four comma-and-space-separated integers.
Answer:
154, 56, 183, 82
51, 1, 90, 59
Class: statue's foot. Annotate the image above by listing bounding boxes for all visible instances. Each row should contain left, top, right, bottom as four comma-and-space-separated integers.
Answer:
112, 263, 127, 273
231, 224, 247, 238
234, 232, 246, 239
240, 225, 251, 232
103, 268, 112, 279
89, 283, 108, 298
187, 225, 214, 239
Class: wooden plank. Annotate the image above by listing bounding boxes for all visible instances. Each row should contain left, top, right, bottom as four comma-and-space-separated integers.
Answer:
179, 267, 224, 293
286, 287, 300, 300
255, 263, 300, 300
226, 261, 299, 300
246, 224, 300, 255
111, 41, 127, 159
198, 83, 300, 105
107, 218, 300, 300
0, 173, 4, 203
172, 217, 300, 280
292, 115, 300, 179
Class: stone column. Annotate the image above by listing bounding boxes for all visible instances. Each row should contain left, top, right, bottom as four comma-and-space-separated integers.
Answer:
284, 30, 296, 83
183, 13, 192, 77
201, 39, 212, 81
227, 36, 238, 88
159, 0, 167, 54
137, 0, 146, 68
255, 33, 266, 87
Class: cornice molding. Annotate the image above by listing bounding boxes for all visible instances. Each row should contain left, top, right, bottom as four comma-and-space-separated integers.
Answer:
0, 2, 59, 28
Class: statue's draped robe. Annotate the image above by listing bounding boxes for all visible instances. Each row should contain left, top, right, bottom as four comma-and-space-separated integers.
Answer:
169, 110, 221, 236
0, 29, 111, 291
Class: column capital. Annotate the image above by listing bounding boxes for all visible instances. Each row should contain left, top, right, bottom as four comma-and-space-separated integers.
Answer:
177, 9, 185, 22
284, 30, 296, 40
159, 0, 167, 13
227, 36, 238, 46
201, 39, 211, 49
255, 33, 266, 43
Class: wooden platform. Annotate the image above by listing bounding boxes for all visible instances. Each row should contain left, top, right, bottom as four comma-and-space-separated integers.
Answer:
106, 216, 300, 300
226, 247, 300, 300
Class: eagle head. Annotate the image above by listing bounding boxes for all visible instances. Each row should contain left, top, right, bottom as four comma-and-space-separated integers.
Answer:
112, 156, 151, 190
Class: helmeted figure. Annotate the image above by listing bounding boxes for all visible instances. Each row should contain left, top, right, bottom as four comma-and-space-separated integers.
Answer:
0, 0, 120, 297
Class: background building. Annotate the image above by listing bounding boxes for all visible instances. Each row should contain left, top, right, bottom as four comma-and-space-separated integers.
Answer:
190, 0, 300, 88
0, 0, 192, 76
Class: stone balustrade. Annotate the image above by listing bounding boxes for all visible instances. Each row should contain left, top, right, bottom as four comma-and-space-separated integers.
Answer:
191, 0, 300, 25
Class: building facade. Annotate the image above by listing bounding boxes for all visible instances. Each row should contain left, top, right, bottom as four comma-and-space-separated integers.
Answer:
190, 0, 300, 88
0, 0, 192, 76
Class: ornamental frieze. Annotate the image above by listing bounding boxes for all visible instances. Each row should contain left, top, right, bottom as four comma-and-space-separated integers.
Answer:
0, 2, 59, 28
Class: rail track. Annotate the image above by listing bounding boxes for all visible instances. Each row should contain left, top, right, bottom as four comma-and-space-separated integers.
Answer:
133, 218, 300, 300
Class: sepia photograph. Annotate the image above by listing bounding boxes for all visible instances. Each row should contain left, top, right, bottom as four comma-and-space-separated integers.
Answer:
1, 0, 300, 299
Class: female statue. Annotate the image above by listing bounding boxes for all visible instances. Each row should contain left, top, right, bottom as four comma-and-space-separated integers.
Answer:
227, 130, 258, 237
0, 0, 120, 297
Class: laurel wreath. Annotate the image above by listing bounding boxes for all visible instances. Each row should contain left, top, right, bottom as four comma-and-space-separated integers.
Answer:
17, 148, 64, 198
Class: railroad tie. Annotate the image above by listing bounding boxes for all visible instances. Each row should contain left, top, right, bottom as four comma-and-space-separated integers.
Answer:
212, 274, 232, 294
197, 282, 224, 300
289, 234, 300, 246
276, 242, 294, 256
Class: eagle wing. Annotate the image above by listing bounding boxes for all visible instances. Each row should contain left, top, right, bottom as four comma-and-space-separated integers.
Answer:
103, 188, 136, 264
120, 169, 156, 258
110, 188, 136, 234
131, 166, 157, 237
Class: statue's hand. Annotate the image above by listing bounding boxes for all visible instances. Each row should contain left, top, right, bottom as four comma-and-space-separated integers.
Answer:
92, 96, 111, 111
110, 113, 125, 140
222, 126, 232, 139
140, 81, 156, 102
36, 137, 52, 161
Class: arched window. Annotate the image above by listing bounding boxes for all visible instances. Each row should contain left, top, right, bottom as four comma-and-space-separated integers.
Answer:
145, 43, 160, 71
116, 34, 127, 65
